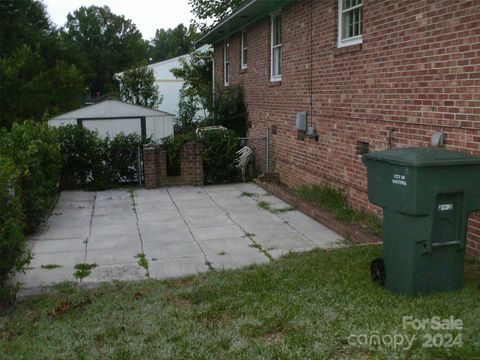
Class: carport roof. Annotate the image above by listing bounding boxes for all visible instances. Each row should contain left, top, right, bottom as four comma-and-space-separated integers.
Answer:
195, 0, 295, 47
50, 100, 174, 121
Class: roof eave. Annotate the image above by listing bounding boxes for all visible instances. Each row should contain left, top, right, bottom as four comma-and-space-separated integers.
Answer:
195, 0, 295, 47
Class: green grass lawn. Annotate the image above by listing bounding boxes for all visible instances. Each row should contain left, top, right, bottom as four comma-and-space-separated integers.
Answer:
1, 245, 479, 359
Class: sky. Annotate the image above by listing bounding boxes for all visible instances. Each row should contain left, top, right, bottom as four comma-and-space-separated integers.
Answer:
43, 0, 194, 40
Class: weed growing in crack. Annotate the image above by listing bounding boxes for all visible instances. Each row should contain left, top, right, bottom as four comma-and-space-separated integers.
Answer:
257, 201, 271, 211
136, 254, 149, 277
244, 233, 273, 261
240, 191, 258, 198
41, 264, 62, 270
73, 263, 97, 280
271, 206, 296, 214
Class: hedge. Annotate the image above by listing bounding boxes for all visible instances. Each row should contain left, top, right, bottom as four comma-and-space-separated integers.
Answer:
0, 121, 61, 234
57, 125, 149, 190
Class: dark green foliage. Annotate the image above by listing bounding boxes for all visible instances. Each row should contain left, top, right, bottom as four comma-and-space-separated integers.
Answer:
171, 49, 213, 128
0, 122, 61, 234
297, 184, 383, 236
189, 0, 245, 32
209, 85, 248, 137
73, 263, 97, 280
57, 125, 149, 190
0, 157, 30, 304
0, 0, 51, 59
0, 1, 85, 128
109, 133, 150, 184
201, 129, 240, 184
148, 24, 197, 63
162, 133, 195, 176
64, 5, 148, 95
57, 125, 109, 190
119, 64, 162, 109
162, 130, 240, 183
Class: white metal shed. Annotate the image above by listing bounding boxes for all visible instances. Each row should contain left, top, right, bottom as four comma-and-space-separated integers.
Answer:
48, 100, 174, 141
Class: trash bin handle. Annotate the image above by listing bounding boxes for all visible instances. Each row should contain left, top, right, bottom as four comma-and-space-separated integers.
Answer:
431, 240, 461, 248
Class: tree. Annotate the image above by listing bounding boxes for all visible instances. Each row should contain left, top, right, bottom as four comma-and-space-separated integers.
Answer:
64, 5, 148, 95
0, 0, 51, 60
148, 24, 197, 63
0, 0, 85, 128
189, 0, 245, 32
171, 49, 213, 127
119, 65, 162, 109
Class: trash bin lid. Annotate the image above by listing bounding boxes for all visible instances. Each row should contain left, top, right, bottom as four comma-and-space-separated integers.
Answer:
363, 147, 480, 167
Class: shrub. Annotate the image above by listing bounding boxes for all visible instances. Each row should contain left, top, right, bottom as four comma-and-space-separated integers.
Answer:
209, 84, 248, 137
0, 121, 61, 233
57, 125, 109, 190
0, 156, 31, 304
161, 129, 240, 184
108, 132, 148, 184
57, 125, 149, 190
200, 129, 240, 184
162, 133, 195, 176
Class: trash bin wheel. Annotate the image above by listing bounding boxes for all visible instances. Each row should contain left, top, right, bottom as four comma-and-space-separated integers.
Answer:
371, 258, 386, 287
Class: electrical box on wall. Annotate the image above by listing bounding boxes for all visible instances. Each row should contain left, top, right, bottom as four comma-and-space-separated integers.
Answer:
296, 112, 307, 131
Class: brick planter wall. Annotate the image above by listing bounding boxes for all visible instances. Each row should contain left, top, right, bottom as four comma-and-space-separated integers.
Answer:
255, 180, 382, 245
143, 142, 204, 188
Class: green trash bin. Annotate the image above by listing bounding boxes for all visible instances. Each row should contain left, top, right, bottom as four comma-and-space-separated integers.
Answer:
362, 147, 480, 296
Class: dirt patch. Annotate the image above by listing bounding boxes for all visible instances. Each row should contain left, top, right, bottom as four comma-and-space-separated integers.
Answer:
171, 277, 197, 288
164, 292, 192, 308
48, 297, 92, 318
264, 331, 284, 345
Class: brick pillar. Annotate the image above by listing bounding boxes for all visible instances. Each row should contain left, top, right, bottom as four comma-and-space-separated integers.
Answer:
180, 142, 204, 186
143, 145, 157, 189
143, 144, 167, 188
155, 146, 167, 187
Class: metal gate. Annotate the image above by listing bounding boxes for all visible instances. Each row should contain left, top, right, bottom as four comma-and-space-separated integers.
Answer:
238, 128, 272, 178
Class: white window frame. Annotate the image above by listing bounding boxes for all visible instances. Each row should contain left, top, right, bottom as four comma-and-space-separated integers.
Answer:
337, 0, 363, 48
224, 41, 230, 86
241, 30, 248, 69
270, 11, 282, 82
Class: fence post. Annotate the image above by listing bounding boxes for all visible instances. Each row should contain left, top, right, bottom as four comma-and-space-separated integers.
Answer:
265, 127, 270, 174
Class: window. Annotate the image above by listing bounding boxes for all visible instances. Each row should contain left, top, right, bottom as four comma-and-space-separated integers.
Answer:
241, 30, 248, 69
338, 0, 363, 48
270, 12, 282, 81
224, 41, 230, 85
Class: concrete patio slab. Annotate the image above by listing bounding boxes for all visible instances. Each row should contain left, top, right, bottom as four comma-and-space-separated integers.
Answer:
18, 183, 345, 296
197, 237, 255, 256
83, 263, 147, 284
143, 241, 204, 260
86, 247, 142, 266
29, 250, 86, 268
16, 265, 78, 291
32, 238, 87, 253
190, 224, 246, 241
208, 251, 270, 270
148, 256, 209, 279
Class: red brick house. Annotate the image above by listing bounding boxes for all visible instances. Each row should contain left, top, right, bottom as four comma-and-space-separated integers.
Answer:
196, 0, 480, 255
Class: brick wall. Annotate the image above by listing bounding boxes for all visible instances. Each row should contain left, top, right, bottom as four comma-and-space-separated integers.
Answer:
143, 142, 204, 188
213, 0, 480, 255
